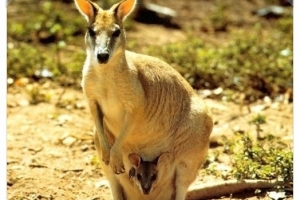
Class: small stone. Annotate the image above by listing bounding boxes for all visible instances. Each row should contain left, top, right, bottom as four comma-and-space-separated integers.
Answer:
17, 99, 30, 107
62, 136, 77, 146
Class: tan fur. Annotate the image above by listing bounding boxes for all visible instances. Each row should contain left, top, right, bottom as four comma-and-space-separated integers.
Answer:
74, 0, 213, 199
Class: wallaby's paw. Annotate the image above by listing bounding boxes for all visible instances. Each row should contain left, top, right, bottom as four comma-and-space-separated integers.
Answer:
110, 151, 125, 174
112, 161, 125, 174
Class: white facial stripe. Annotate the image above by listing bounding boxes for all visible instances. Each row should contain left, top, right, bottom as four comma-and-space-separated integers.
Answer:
96, 33, 110, 50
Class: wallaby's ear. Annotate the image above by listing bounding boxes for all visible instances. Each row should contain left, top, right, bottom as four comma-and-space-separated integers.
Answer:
156, 152, 171, 166
74, 0, 99, 22
128, 153, 141, 168
112, 0, 137, 21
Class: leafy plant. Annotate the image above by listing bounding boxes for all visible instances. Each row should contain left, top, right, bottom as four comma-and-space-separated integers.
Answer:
145, 19, 292, 102
231, 133, 293, 182
249, 114, 267, 139
8, 1, 85, 44
26, 84, 51, 105
7, 0, 86, 83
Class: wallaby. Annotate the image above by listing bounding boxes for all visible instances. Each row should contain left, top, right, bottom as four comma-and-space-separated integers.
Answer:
74, 0, 213, 199
128, 152, 170, 195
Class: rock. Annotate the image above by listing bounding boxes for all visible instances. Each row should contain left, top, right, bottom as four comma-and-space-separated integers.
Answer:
17, 98, 30, 107
253, 5, 286, 19
62, 136, 77, 146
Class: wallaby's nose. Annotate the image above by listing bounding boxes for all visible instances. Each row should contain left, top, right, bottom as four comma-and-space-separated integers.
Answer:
143, 188, 150, 195
142, 185, 151, 195
97, 52, 109, 63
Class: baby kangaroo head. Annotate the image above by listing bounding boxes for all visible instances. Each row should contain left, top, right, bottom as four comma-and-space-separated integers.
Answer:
74, 0, 136, 64
128, 152, 170, 195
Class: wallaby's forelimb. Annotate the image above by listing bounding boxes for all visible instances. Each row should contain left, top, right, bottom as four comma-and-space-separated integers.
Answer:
186, 179, 285, 200
109, 112, 133, 174
89, 102, 110, 165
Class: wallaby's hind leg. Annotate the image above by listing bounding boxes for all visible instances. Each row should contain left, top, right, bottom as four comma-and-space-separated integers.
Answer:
174, 166, 197, 200
94, 132, 125, 200
174, 166, 199, 200
174, 148, 209, 200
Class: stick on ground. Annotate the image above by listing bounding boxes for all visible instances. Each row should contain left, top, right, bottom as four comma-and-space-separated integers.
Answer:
186, 179, 285, 200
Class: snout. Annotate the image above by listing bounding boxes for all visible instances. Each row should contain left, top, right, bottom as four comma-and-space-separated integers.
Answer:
142, 185, 152, 195
97, 51, 109, 64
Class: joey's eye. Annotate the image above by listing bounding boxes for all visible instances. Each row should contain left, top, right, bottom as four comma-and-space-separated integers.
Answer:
88, 28, 96, 37
137, 174, 142, 181
151, 174, 157, 181
112, 29, 121, 37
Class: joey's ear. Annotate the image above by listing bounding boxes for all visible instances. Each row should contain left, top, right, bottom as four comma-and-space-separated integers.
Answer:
112, 0, 137, 21
156, 152, 171, 166
128, 153, 141, 168
74, 0, 99, 22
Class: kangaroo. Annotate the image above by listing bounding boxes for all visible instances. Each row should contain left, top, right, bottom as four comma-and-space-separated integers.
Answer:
128, 152, 170, 195
74, 0, 213, 199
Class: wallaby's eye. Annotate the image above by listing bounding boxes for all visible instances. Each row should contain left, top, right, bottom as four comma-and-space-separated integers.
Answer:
112, 29, 121, 37
137, 174, 142, 181
88, 27, 96, 37
151, 174, 157, 181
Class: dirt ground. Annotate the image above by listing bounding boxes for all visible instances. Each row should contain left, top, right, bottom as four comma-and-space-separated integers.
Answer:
6, 82, 293, 200
7, 0, 293, 199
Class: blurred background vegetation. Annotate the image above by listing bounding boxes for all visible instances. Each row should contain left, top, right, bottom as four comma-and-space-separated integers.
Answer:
7, 0, 293, 104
